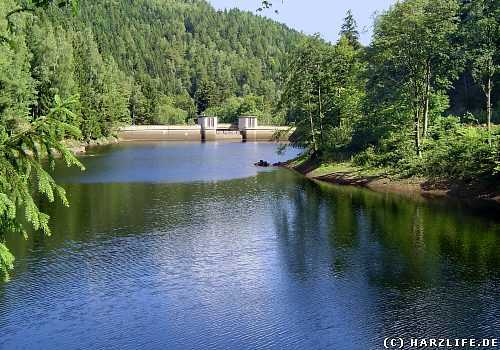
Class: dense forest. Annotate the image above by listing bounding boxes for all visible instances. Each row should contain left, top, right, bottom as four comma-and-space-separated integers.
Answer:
72, 0, 302, 125
281, 1, 499, 183
3, 0, 303, 142
0, 0, 499, 280
49, 0, 302, 135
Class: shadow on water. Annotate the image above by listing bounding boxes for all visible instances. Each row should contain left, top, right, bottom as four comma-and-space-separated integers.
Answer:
274, 176, 499, 286
272, 176, 499, 344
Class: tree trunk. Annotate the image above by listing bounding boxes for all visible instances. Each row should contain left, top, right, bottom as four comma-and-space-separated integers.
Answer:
318, 81, 324, 150
308, 98, 318, 152
337, 88, 342, 127
414, 82, 422, 157
414, 108, 421, 157
486, 76, 492, 146
422, 64, 431, 138
131, 103, 135, 126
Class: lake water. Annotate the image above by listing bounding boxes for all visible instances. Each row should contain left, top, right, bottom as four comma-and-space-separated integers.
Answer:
0, 142, 499, 350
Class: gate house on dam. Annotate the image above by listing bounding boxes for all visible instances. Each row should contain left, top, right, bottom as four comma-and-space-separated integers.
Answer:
119, 116, 294, 142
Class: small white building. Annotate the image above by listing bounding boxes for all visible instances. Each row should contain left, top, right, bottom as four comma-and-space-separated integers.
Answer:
197, 115, 218, 141
238, 116, 258, 130
197, 115, 218, 130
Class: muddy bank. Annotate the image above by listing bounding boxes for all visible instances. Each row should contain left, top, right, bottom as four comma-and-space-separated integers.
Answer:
282, 158, 500, 202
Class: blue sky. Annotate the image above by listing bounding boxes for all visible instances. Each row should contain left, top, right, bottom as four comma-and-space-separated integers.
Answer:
207, 0, 398, 45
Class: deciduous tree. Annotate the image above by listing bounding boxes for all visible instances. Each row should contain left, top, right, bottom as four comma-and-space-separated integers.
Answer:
370, 0, 459, 156
460, 0, 499, 142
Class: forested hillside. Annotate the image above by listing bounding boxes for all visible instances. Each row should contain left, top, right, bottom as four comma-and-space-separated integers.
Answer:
2, 0, 303, 142
65, 0, 301, 127
76, 0, 295, 103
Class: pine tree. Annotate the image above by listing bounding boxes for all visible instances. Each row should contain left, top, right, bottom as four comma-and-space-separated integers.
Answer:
339, 10, 361, 49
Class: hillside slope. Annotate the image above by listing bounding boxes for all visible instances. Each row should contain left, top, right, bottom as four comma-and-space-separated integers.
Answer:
63, 0, 303, 121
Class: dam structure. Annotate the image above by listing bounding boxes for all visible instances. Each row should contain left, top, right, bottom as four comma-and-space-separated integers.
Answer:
119, 116, 294, 142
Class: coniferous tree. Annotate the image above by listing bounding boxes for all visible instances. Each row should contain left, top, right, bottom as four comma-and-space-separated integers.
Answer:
1, 0, 82, 281
339, 10, 361, 50
27, 18, 78, 123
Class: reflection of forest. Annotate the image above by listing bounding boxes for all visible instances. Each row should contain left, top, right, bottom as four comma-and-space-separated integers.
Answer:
271, 177, 499, 342
10, 168, 499, 287
3, 167, 499, 343
273, 179, 499, 286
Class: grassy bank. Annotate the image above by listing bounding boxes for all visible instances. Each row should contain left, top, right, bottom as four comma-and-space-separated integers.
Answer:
284, 155, 500, 202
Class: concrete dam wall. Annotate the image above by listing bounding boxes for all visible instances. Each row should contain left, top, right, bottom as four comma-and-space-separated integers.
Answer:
119, 116, 294, 142
120, 125, 203, 141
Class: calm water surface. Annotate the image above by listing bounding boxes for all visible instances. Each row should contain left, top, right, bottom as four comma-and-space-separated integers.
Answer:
0, 142, 499, 350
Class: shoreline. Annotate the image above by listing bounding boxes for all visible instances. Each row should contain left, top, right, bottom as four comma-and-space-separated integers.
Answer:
70, 139, 499, 203
65, 136, 122, 155
69, 136, 282, 154
281, 157, 500, 203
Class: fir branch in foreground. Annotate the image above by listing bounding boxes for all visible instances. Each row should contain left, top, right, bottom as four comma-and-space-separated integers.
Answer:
0, 95, 84, 282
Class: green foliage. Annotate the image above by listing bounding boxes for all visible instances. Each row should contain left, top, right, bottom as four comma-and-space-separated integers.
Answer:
204, 95, 271, 124
339, 10, 361, 50
0, 95, 84, 282
153, 97, 188, 125
64, 0, 303, 122
353, 116, 500, 181
280, 35, 327, 151
353, 130, 415, 170
278, 0, 498, 186
281, 32, 365, 153
0, 0, 84, 282
205, 97, 242, 122
2, 0, 305, 136
369, 0, 459, 155
72, 28, 132, 139
420, 118, 499, 180
459, 0, 499, 128
31, 0, 79, 15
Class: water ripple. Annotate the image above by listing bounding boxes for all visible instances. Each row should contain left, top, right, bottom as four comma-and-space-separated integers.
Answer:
1, 143, 498, 350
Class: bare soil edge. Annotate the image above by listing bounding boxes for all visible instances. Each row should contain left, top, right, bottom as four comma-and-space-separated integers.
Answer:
281, 158, 500, 203
65, 136, 122, 155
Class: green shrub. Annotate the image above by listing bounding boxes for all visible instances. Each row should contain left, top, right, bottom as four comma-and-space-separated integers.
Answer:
353, 146, 377, 166
203, 95, 278, 124
152, 104, 188, 125
421, 117, 499, 180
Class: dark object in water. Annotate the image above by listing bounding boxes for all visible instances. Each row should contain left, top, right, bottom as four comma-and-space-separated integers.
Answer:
254, 160, 271, 167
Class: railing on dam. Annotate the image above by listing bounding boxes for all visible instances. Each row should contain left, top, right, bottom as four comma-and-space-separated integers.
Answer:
119, 116, 294, 142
